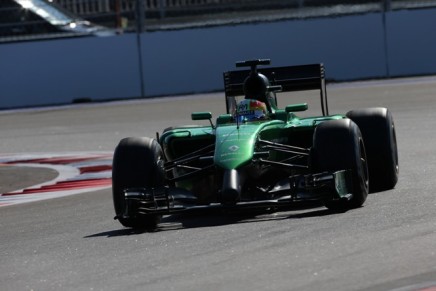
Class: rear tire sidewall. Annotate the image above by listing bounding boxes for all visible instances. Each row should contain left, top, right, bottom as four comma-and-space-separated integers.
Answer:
312, 119, 369, 210
346, 108, 399, 192
112, 137, 165, 228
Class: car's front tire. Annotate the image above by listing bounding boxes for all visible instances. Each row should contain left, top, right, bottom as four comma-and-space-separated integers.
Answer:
112, 137, 165, 229
312, 119, 369, 211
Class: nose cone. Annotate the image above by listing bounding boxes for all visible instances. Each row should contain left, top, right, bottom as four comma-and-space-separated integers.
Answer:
221, 169, 241, 204
214, 125, 258, 170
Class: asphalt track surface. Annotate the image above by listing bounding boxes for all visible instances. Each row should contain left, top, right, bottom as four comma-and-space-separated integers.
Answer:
1, 77, 436, 291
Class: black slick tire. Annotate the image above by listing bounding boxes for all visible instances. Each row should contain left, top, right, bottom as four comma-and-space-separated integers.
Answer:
346, 108, 399, 192
112, 137, 165, 229
312, 119, 369, 211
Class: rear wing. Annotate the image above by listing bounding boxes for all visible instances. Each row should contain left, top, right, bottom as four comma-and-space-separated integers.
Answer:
223, 63, 329, 116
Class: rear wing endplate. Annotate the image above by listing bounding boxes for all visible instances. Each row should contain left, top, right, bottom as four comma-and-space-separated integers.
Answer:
223, 63, 329, 116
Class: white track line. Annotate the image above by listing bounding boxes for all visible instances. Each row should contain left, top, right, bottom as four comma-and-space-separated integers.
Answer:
0, 152, 112, 207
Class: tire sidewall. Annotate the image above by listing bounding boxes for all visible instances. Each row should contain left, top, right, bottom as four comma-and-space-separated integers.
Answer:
312, 119, 369, 209
346, 108, 399, 192
112, 137, 165, 227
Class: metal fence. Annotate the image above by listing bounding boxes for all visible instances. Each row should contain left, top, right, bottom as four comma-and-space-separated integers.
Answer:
51, 0, 436, 16
55, 0, 110, 14
51, 0, 436, 29
1, 0, 436, 41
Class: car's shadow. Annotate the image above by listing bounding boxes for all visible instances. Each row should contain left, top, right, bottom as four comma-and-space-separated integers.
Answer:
85, 202, 341, 238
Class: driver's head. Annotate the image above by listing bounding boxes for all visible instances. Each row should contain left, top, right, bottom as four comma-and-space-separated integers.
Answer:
236, 99, 268, 121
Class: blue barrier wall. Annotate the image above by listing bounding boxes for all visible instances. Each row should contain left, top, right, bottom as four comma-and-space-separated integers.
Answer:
0, 8, 435, 108
141, 13, 387, 96
0, 35, 142, 108
387, 9, 436, 77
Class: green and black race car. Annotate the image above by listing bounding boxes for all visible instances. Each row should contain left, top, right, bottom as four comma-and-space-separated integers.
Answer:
112, 59, 399, 229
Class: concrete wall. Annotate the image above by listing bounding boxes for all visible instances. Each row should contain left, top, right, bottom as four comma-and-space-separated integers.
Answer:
387, 9, 436, 77
0, 35, 142, 108
0, 8, 435, 109
141, 13, 387, 96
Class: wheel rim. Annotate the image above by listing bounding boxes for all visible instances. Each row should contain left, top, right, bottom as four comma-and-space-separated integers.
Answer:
392, 122, 399, 175
359, 137, 369, 191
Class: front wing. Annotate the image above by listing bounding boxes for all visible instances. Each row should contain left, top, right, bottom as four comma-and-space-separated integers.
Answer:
115, 170, 353, 220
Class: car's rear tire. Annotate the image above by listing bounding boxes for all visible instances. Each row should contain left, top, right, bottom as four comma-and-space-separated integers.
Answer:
346, 108, 399, 192
312, 119, 369, 211
112, 137, 165, 229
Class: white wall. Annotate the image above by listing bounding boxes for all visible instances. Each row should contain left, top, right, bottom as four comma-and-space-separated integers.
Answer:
0, 8, 435, 109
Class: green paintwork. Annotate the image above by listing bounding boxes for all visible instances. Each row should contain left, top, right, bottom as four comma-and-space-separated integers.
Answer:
214, 120, 284, 169
160, 108, 345, 170
285, 103, 308, 113
192, 111, 212, 120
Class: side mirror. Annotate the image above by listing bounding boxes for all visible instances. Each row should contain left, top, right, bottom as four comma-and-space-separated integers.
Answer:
191, 111, 212, 120
191, 111, 215, 128
217, 114, 232, 124
285, 103, 308, 113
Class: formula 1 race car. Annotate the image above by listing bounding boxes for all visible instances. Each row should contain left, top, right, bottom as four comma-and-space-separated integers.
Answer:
112, 59, 399, 229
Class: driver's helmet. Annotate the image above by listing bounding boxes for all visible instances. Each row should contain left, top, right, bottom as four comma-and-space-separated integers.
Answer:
235, 99, 268, 121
